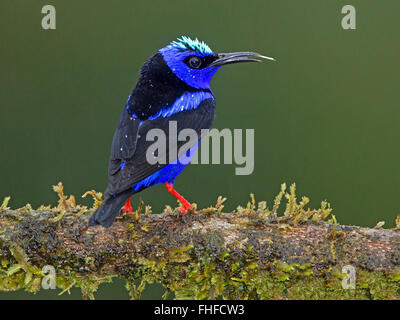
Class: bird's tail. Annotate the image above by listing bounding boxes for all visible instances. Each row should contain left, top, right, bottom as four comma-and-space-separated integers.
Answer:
88, 191, 132, 228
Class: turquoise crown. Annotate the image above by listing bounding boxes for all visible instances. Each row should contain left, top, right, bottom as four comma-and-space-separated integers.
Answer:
170, 36, 213, 55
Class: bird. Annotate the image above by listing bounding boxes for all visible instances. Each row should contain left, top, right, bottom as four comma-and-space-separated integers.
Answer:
89, 36, 274, 227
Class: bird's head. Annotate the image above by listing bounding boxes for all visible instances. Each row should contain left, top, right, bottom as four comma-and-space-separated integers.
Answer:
159, 36, 274, 90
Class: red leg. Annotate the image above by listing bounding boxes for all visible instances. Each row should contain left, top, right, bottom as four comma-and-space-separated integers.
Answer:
122, 197, 133, 213
165, 182, 191, 215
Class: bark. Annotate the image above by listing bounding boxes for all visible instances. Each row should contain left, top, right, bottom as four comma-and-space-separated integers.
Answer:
0, 202, 399, 300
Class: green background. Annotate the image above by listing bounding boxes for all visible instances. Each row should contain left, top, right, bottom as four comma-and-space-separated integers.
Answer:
0, 0, 399, 299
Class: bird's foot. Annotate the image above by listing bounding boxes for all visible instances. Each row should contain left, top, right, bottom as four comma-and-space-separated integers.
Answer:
122, 197, 133, 213
165, 182, 192, 216
178, 203, 192, 216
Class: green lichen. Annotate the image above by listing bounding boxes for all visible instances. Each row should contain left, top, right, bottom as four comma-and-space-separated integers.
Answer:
123, 249, 400, 300
0, 182, 398, 300
0, 196, 11, 211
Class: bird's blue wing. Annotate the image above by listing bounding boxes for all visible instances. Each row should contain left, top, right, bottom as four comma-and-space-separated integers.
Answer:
104, 98, 215, 197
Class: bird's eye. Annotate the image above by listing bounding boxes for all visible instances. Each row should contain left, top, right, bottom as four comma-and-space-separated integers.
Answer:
187, 56, 202, 69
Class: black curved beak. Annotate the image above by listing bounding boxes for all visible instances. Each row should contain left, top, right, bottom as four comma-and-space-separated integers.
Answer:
209, 52, 275, 67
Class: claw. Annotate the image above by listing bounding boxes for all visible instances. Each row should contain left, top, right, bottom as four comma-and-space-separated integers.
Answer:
179, 206, 190, 216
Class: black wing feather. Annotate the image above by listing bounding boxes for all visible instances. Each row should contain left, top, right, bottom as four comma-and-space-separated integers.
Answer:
104, 98, 215, 198
108, 109, 141, 175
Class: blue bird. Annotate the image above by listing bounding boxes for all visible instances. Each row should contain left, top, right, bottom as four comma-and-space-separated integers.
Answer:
89, 36, 274, 227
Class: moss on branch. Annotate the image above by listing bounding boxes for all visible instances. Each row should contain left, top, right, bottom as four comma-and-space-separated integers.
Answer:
0, 183, 399, 300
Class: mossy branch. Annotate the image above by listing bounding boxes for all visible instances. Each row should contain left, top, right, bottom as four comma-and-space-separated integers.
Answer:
0, 183, 399, 300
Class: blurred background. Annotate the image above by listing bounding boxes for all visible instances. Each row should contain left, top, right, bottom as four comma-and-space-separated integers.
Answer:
0, 0, 399, 299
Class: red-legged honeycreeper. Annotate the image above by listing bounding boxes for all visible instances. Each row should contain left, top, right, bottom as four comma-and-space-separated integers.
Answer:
89, 36, 274, 227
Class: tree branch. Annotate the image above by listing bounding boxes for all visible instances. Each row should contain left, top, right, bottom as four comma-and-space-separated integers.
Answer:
0, 184, 399, 300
